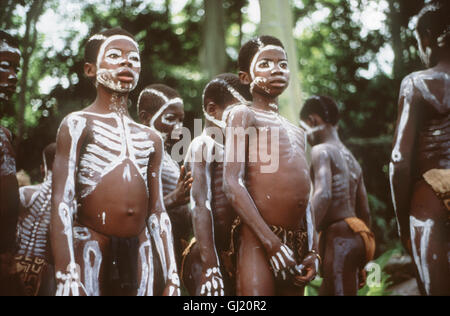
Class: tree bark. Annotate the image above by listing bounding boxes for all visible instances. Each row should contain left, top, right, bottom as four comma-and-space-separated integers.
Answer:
201, 0, 227, 79
258, 0, 303, 123
16, 0, 46, 148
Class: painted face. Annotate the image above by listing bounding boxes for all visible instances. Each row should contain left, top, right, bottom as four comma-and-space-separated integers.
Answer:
249, 46, 290, 96
96, 35, 141, 93
0, 40, 20, 102
299, 119, 325, 146
154, 102, 185, 147
415, 31, 432, 67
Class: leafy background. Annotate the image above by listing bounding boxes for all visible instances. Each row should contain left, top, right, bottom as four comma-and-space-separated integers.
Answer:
1, 0, 429, 295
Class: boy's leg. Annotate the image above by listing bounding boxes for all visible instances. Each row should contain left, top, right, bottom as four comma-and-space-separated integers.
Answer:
180, 242, 203, 295
319, 221, 364, 296
73, 224, 110, 296
236, 224, 275, 296
410, 180, 450, 296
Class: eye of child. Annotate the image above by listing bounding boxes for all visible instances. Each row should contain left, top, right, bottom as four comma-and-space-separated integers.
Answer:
0, 61, 10, 69
106, 49, 122, 59
279, 61, 288, 69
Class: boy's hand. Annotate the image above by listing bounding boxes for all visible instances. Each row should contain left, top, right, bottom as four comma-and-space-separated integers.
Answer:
163, 273, 181, 296
293, 252, 319, 287
200, 266, 225, 296
170, 166, 193, 208
268, 243, 297, 280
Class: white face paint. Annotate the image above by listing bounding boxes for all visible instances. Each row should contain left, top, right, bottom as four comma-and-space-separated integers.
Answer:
0, 40, 21, 56
96, 66, 140, 93
255, 60, 290, 75
95, 35, 140, 93
104, 48, 141, 69
249, 45, 287, 80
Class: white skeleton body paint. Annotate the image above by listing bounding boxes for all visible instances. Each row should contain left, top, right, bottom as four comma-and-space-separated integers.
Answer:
83, 240, 102, 296
0, 128, 16, 176
161, 150, 180, 197
137, 229, 154, 296
149, 212, 180, 296
410, 215, 434, 295
184, 131, 225, 296
55, 114, 86, 296
16, 173, 52, 259
76, 111, 154, 199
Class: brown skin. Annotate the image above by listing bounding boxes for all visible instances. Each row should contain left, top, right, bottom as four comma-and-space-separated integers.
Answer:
390, 34, 450, 295
304, 114, 371, 295
14, 147, 55, 296
182, 98, 239, 296
139, 100, 193, 269
223, 48, 318, 296
51, 38, 178, 296
0, 47, 20, 295
0, 48, 20, 102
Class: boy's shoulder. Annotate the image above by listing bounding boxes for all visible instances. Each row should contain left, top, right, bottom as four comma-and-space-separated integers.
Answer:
311, 143, 333, 160
224, 103, 255, 125
19, 184, 42, 208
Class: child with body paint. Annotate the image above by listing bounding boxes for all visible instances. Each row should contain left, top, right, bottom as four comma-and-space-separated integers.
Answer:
181, 73, 252, 296
136, 84, 193, 270
389, 1, 450, 296
0, 30, 20, 296
222, 36, 319, 296
14, 143, 57, 296
300, 96, 375, 296
50, 28, 180, 296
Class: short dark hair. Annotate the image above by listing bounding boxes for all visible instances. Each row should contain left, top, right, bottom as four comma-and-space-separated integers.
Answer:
137, 84, 181, 116
0, 30, 19, 49
84, 27, 136, 64
238, 35, 285, 74
203, 73, 252, 110
43, 143, 56, 170
415, 1, 450, 49
300, 95, 339, 126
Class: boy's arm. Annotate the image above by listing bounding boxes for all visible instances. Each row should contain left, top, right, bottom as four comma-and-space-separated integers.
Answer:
147, 133, 180, 296
222, 106, 297, 278
0, 129, 19, 278
50, 115, 87, 296
164, 165, 192, 210
186, 138, 224, 296
310, 146, 332, 231
389, 76, 420, 249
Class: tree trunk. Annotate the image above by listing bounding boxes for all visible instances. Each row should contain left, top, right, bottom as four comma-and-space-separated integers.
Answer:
258, 0, 303, 123
388, 0, 403, 80
16, 0, 46, 148
201, 0, 227, 79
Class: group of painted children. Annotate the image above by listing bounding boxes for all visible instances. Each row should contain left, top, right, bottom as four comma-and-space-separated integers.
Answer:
0, 1, 448, 296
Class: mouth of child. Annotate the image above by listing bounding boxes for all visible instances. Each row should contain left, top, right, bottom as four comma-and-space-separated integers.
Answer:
116, 70, 135, 83
269, 78, 287, 87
